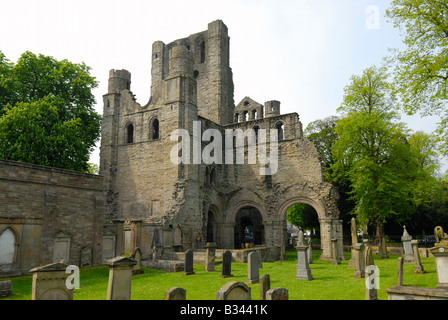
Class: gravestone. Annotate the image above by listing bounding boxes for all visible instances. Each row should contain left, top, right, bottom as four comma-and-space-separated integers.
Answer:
353, 243, 365, 278
430, 226, 448, 290
246, 252, 259, 284
260, 274, 270, 300
365, 266, 378, 300
205, 242, 217, 272
379, 236, 389, 259
106, 256, 137, 300
102, 232, 116, 263
397, 257, 404, 286
411, 240, 425, 274
80, 247, 92, 268
165, 287, 186, 300
183, 249, 195, 275
216, 281, 251, 300
296, 243, 312, 280
131, 247, 144, 275
266, 288, 289, 300
0, 280, 12, 298
30, 262, 73, 300
349, 218, 358, 269
220, 250, 233, 278
401, 226, 415, 264
307, 238, 313, 264
331, 238, 341, 265
364, 239, 375, 267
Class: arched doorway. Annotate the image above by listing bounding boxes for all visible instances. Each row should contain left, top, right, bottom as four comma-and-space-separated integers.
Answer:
234, 206, 264, 249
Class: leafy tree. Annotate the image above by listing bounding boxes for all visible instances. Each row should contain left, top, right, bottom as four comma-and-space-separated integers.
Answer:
386, 0, 448, 154
0, 51, 100, 172
286, 203, 320, 233
332, 66, 418, 251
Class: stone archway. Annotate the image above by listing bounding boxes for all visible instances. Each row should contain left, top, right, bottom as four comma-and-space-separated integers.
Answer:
278, 197, 343, 261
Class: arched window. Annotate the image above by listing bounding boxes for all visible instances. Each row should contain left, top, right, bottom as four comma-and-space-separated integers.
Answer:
126, 123, 134, 144
252, 126, 260, 142
252, 109, 257, 120
151, 118, 159, 140
210, 168, 216, 186
276, 122, 284, 140
200, 41, 206, 63
234, 113, 239, 123
242, 111, 248, 122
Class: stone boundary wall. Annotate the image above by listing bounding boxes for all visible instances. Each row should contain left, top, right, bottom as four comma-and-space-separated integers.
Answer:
0, 159, 105, 276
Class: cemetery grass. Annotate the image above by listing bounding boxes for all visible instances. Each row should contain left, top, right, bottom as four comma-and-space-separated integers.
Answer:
1, 250, 438, 300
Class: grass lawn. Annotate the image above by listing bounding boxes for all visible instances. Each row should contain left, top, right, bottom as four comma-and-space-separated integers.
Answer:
1, 250, 438, 300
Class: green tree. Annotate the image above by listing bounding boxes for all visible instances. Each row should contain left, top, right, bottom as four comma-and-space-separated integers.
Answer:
286, 203, 319, 232
386, 0, 448, 154
332, 66, 417, 251
0, 51, 100, 172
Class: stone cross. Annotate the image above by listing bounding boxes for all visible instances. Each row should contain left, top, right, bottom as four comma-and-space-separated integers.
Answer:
205, 242, 217, 272
183, 249, 195, 275
246, 252, 259, 284
106, 256, 137, 300
411, 240, 424, 274
220, 250, 233, 278
401, 226, 415, 264
295, 243, 312, 280
259, 274, 270, 300
216, 281, 251, 300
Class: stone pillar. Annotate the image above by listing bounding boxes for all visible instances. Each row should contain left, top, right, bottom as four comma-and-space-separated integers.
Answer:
30, 262, 73, 300
205, 242, 217, 272
430, 240, 448, 290
320, 219, 343, 261
397, 257, 404, 286
130, 220, 142, 253
331, 239, 341, 265
349, 218, 358, 269
260, 274, 270, 300
106, 256, 137, 300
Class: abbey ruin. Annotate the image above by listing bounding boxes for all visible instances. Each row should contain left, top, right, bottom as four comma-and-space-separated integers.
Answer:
0, 20, 342, 276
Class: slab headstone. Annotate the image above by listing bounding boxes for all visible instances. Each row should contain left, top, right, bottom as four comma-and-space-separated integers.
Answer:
216, 281, 251, 300
296, 244, 312, 280
183, 249, 195, 275
246, 252, 259, 284
80, 247, 92, 268
397, 257, 404, 286
260, 274, 270, 300
379, 236, 389, 259
401, 226, 415, 264
331, 238, 341, 265
0, 280, 12, 298
220, 250, 233, 278
411, 240, 425, 274
165, 287, 186, 300
131, 247, 144, 275
353, 243, 365, 278
106, 256, 137, 300
266, 288, 289, 300
364, 239, 375, 268
30, 261, 73, 300
349, 217, 358, 269
205, 242, 217, 272
307, 238, 313, 264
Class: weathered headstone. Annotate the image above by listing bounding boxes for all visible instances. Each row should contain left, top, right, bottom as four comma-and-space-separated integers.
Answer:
165, 287, 186, 300
246, 252, 259, 284
131, 247, 144, 275
411, 240, 425, 274
220, 250, 233, 278
0, 280, 12, 298
379, 236, 389, 259
80, 246, 92, 268
307, 238, 313, 264
401, 226, 415, 264
331, 238, 341, 265
216, 281, 251, 300
260, 274, 270, 300
183, 249, 195, 275
397, 257, 404, 286
353, 242, 365, 278
349, 217, 358, 269
266, 288, 289, 300
30, 261, 73, 300
106, 256, 137, 300
205, 242, 217, 272
364, 239, 375, 268
296, 243, 312, 280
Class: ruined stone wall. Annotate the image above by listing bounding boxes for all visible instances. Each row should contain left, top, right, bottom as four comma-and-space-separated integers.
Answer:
0, 160, 104, 275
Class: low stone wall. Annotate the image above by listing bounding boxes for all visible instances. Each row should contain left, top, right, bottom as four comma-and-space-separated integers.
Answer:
174, 246, 281, 263
142, 260, 184, 273
386, 286, 448, 300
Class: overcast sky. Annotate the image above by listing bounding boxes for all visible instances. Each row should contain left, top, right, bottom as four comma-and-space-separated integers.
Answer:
0, 0, 444, 169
